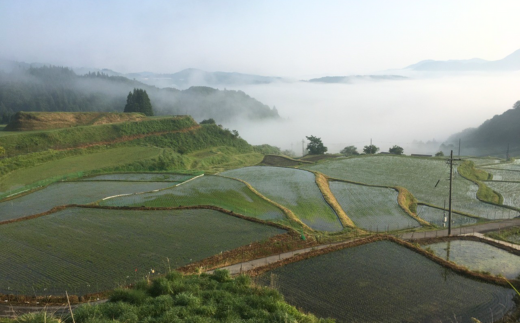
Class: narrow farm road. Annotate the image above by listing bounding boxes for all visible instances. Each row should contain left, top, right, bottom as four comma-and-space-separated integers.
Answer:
399, 217, 520, 240
207, 239, 356, 275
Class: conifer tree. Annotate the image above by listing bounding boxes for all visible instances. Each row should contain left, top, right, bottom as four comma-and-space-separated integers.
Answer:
124, 88, 153, 116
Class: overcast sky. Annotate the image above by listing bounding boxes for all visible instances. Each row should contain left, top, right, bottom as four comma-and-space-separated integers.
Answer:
1, 0, 519, 77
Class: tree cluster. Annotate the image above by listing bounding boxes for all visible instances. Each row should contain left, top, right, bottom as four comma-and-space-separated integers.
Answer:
340, 146, 359, 156
363, 145, 379, 154
306, 136, 327, 155
124, 89, 153, 116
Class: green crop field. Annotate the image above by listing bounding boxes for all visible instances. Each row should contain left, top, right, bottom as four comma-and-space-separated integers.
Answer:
329, 181, 420, 231
424, 240, 520, 279
484, 169, 520, 181
221, 166, 342, 232
0, 146, 164, 193
0, 207, 285, 296
416, 205, 479, 227
466, 158, 502, 166
0, 181, 175, 221
486, 226, 520, 245
485, 181, 520, 209
100, 175, 285, 221
256, 241, 515, 323
305, 155, 512, 219
81, 173, 195, 182
482, 163, 520, 171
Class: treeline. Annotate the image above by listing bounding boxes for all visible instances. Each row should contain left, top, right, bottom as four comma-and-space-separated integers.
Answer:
0, 65, 279, 124
441, 101, 520, 157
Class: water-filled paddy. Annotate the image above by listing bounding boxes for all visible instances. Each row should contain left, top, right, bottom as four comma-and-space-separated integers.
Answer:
256, 240, 515, 323
416, 205, 479, 227
329, 181, 420, 231
100, 175, 285, 220
424, 240, 520, 279
0, 208, 285, 295
484, 169, 520, 182
485, 181, 520, 209
0, 181, 175, 221
82, 173, 195, 182
306, 156, 512, 219
221, 166, 342, 231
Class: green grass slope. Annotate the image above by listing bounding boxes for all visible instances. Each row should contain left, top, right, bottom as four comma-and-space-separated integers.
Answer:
0, 115, 197, 157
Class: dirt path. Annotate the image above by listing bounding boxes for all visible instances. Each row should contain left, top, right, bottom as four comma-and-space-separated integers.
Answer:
399, 218, 520, 240
207, 239, 355, 275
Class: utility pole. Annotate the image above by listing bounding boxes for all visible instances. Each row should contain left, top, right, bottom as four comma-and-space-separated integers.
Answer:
458, 139, 461, 156
370, 138, 372, 146
447, 150, 461, 236
302, 139, 305, 157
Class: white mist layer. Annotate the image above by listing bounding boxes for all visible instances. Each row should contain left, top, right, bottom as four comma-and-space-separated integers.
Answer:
223, 73, 520, 155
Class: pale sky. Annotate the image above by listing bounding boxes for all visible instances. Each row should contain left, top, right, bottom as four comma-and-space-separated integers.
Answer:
1, 0, 519, 77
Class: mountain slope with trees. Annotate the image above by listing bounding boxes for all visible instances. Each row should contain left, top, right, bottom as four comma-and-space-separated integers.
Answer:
441, 101, 520, 157
0, 65, 279, 124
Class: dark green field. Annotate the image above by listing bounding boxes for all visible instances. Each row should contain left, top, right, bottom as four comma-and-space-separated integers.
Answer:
0, 208, 285, 295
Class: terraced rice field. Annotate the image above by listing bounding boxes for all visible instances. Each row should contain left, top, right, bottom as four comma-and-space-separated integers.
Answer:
256, 241, 515, 323
0, 208, 285, 295
483, 169, 520, 182
424, 240, 520, 279
482, 163, 520, 171
416, 205, 479, 227
82, 173, 195, 182
100, 176, 285, 221
221, 166, 342, 231
0, 181, 175, 221
329, 181, 420, 231
466, 158, 502, 166
305, 156, 512, 219
485, 181, 520, 209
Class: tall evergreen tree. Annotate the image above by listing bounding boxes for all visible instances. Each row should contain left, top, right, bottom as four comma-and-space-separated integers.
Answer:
124, 88, 153, 116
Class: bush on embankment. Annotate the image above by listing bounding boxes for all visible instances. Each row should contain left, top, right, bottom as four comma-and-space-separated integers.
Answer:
0, 116, 197, 157
13, 271, 333, 323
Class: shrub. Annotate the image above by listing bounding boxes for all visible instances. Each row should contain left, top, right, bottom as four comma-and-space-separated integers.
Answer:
149, 278, 173, 296
211, 269, 231, 283
110, 288, 149, 305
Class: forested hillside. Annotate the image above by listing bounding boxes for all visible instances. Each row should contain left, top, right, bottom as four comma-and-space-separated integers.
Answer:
0, 65, 279, 124
441, 101, 520, 157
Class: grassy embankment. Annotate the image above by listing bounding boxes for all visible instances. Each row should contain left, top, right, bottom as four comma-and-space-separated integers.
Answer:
458, 160, 503, 205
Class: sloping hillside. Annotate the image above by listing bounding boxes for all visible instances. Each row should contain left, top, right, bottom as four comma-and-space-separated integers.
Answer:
4, 111, 147, 131
0, 65, 280, 123
441, 101, 520, 157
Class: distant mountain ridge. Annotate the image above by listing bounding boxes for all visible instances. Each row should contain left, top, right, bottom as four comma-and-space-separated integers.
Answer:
77, 68, 285, 89
441, 101, 520, 157
404, 48, 520, 72
0, 64, 280, 123
306, 75, 408, 83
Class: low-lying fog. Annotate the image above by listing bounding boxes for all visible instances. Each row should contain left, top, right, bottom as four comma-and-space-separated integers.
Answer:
221, 73, 520, 155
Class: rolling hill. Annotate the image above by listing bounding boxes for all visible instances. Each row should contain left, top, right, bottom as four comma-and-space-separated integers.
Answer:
441, 101, 520, 157
0, 64, 280, 124
404, 48, 520, 72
